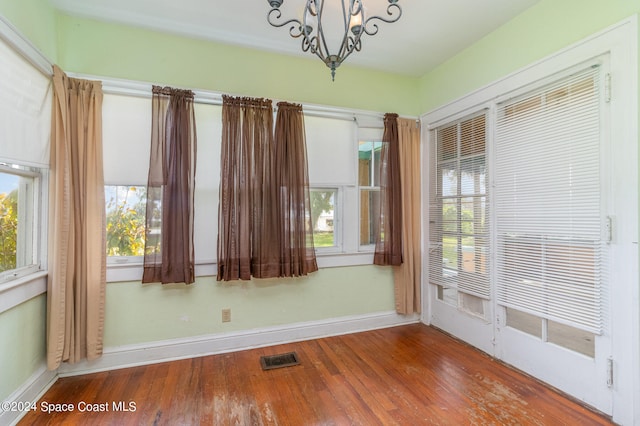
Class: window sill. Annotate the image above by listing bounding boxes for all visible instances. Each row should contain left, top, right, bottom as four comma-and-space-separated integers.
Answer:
0, 271, 47, 315
106, 252, 375, 283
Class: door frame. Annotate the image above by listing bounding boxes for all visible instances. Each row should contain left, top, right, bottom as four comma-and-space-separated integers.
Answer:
420, 16, 638, 425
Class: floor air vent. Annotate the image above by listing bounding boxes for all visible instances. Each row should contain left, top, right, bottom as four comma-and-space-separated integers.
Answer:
260, 352, 300, 370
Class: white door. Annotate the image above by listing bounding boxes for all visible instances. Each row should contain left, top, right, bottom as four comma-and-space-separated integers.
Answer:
426, 61, 613, 414
492, 62, 612, 413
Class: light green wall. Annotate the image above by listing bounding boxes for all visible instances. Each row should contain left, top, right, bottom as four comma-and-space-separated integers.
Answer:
0, 0, 57, 61
55, 14, 420, 116
105, 266, 394, 347
0, 295, 47, 401
1, 0, 638, 400
50, 13, 411, 349
419, 0, 640, 112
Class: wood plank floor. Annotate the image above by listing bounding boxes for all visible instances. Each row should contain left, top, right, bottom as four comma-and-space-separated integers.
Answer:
19, 324, 613, 425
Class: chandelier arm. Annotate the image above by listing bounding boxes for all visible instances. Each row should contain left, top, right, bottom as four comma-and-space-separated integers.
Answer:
267, 8, 305, 38
362, 2, 401, 36
307, 36, 326, 61
363, 22, 379, 36
340, 36, 362, 63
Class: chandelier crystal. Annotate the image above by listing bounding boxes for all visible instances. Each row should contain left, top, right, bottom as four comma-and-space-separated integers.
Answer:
267, 0, 402, 80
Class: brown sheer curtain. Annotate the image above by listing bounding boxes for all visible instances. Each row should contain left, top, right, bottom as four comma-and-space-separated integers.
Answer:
274, 102, 318, 277
142, 86, 197, 284
217, 97, 317, 281
217, 96, 277, 280
374, 113, 403, 266
48, 65, 106, 369
393, 118, 422, 314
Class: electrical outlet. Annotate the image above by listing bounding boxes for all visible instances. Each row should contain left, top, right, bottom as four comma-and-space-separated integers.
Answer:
222, 308, 231, 323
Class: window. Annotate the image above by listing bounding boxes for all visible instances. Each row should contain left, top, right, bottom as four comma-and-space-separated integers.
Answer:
0, 35, 50, 288
310, 188, 338, 249
0, 164, 40, 282
102, 95, 221, 272
358, 140, 382, 248
429, 113, 489, 318
105, 185, 148, 259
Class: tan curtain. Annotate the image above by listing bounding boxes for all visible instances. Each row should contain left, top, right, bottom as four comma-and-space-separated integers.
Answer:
47, 65, 106, 369
374, 113, 403, 266
218, 96, 277, 280
142, 86, 197, 284
274, 102, 318, 277
393, 118, 422, 314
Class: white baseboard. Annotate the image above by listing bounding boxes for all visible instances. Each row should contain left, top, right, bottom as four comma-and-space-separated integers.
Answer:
58, 311, 420, 377
0, 365, 57, 426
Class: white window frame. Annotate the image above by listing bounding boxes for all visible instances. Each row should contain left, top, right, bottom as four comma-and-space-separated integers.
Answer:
0, 162, 48, 314
0, 163, 42, 282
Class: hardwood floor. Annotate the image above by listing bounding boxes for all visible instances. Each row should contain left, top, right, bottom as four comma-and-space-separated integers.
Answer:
19, 324, 613, 425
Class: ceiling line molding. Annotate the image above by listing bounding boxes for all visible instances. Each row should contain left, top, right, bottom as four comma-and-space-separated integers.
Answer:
0, 14, 52, 76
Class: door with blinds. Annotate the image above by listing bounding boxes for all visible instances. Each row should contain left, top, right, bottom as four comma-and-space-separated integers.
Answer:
428, 62, 612, 413
428, 112, 494, 354
493, 64, 611, 412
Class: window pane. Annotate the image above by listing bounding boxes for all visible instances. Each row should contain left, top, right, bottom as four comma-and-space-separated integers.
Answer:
506, 307, 542, 338
359, 189, 380, 246
358, 141, 382, 187
460, 292, 486, 318
548, 320, 595, 358
0, 168, 36, 276
372, 142, 382, 186
460, 157, 486, 195
105, 185, 147, 256
310, 189, 336, 248
442, 236, 458, 269
438, 125, 457, 161
437, 285, 458, 306
442, 199, 457, 233
460, 197, 488, 235
0, 172, 20, 273
438, 163, 457, 197
460, 115, 486, 156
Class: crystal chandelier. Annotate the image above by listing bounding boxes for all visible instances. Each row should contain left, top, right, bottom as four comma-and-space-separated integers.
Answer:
266, 0, 402, 80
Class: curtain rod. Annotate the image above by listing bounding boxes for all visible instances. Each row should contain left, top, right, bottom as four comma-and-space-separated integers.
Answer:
0, 16, 418, 125
68, 72, 419, 124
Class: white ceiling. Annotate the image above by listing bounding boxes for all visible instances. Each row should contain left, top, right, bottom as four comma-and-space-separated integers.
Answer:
50, 0, 539, 77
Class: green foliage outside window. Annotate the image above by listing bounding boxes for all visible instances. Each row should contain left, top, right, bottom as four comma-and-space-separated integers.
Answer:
0, 190, 17, 272
105, 186, 147, 256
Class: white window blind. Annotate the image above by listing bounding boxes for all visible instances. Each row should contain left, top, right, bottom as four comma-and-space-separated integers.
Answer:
305, 115, 356, 185
0, 38, 51, 167
102, 94, 152, 185
495, 66, 605, 334
429, 113, 490, 299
